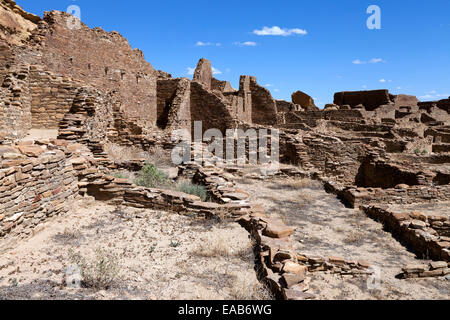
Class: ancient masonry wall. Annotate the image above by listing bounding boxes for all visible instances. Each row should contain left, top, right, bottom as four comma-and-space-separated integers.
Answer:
249, 77, 278, 126
32, 11, 157, 127
156, 78, 191, 130
0, 144, 79, 238
190, 81, 235, 134
0, 64, 31, 138
29, 65, 82, 129
362, 206, 450, 267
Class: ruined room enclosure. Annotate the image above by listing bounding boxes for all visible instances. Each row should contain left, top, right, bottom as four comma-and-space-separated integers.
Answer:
0, 200, 268, 300
233, 175, 449, 300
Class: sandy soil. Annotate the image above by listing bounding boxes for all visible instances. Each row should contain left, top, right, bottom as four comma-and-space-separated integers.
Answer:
21, 129, 58, 141
235, 177, 449, 300
0, 200, 269, 300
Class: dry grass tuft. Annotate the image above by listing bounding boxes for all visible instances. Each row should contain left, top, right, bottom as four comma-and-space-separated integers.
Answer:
343, 230, 366, 245
229, 271, 273, 300
68, 248, 122, 290
281, 178, 320, 190
193, 231, 232, 258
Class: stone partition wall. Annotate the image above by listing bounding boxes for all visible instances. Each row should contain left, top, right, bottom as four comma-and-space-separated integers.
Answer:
0, 144, 79, 238
336, 185, 450, 209
362, 206, 450, 263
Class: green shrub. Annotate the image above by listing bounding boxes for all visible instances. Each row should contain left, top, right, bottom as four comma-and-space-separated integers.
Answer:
134, 162, 170, 188
177, 181, 208, 201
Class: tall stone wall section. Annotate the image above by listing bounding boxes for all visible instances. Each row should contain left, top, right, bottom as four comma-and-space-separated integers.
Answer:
0, 63, 31, 138
31, 11, 157, 127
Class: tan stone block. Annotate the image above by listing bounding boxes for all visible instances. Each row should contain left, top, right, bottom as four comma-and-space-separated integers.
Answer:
282, 261, 307, 276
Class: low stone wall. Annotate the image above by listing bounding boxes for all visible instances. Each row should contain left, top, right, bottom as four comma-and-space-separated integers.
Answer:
238, 209, 373, 300
362, 206, 450, 263
0, 143, 79, 238
340, 185, 450, 208
400, 261, 450, 279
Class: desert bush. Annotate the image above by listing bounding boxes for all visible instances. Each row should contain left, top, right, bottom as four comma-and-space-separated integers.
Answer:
134, 162, 171, 188
68, 248, 121, 290
177, 181, 208, 201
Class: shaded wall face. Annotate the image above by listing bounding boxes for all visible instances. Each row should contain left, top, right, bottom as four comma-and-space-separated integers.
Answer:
190, 82, 234, 135
355, 160, 420, 189
249, 78, 277, 125
157, 79, 179, 129
37, 13, 157, 126
334, 90, 391, 111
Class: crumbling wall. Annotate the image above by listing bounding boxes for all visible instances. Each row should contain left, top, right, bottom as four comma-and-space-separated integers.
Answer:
0, 0, 40, 46
156, 78, 191, 130
190, 81, 235, 134
29, 65, 82, 129
334, 90, 392, 111
0, 63, 31, 138
0, 144, 79, 238
33, 11, 157, 126
250, 76, 277, 125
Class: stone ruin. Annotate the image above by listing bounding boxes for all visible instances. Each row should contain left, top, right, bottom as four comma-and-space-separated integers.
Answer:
0, 0, 449, 299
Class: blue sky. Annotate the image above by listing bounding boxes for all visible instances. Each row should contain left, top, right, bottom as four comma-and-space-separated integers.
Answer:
18, 0, 450, 107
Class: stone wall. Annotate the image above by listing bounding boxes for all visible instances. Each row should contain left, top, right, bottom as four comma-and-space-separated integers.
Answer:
362, 206, 450, 263
334, 90, 392, 111
156, 78, 191, 130
190, 81, 235, 134
0, 63, 31, 138
29, 65, 82, 129
250, 77, 277, 125
31, 11, 157, 127
0, 143, 79, 238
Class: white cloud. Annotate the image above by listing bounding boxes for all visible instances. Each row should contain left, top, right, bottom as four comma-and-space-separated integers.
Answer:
196, 41, 221, 47
187, 66, 222, 75
369, 58, 386, 64
212, 67, 222, 75
274, 89, 280, 92
420, 91, 450, 100
264, 84, 274, 87
186, 67, 195, 75
234, 41, 257, 47
362, 85, 367, 89
353, 58, 386, 64
253, 26, 307, 36
379, 79, 392, 83
352, 59, 365, 65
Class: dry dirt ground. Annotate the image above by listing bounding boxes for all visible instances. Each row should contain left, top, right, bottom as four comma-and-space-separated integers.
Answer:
0, 199, 270, 300
235, 177, 449, 300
